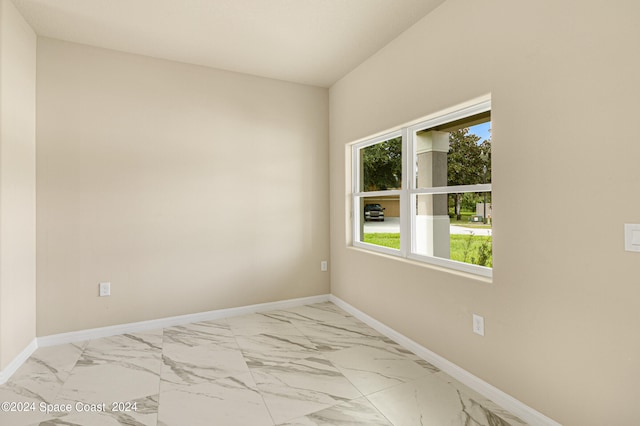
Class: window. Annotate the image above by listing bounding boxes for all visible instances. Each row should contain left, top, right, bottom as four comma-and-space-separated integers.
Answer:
352, 100, 492, 277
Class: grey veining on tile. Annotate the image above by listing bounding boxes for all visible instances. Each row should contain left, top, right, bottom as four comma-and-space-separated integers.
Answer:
226, 312, 293, 334
55, 331, 163, 406
325, 345, 434, 395
236, 330, 319, 368
0, 342, 88, 426
162, 320, 235, 348
278, 397, 392, 426
432, 371, 528, 426
251, 356, 363, 424
0, 302, 526, 426
157, 374, 272, 426
161, 327, 249, 386
157, 318, 273, 425
367, 372, 526, 426
11, 342, 87, 399
266, 302, 357, 326
295, 320, 400, 354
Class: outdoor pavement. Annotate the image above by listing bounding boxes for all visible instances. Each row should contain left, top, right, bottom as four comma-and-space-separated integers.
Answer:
364, 217, 492, 236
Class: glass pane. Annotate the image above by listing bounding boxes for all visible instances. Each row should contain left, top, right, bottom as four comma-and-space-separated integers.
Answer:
415, 118, 491, 189
360, 137, 402, 192
358, 196, 400, 250
413, 192, 492, 267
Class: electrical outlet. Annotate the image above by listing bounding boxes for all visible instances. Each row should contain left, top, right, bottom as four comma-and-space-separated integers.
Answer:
473, 314, 484, 336
99, 282, 111, 297
320, 261, 328, 272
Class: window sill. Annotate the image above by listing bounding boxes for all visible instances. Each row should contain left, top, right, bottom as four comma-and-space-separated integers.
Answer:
347, 245, 493, 284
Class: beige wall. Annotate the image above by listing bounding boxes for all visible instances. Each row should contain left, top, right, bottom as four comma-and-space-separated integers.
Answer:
0, 0, 37, 370
330, 1, 640, 425
36, 38, 329, 336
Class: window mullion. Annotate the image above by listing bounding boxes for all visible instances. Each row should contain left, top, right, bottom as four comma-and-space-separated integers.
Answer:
400, 127, 410, 256
352, 145, 359, 194
353, 189, 402, 198
410, 184, 492, 195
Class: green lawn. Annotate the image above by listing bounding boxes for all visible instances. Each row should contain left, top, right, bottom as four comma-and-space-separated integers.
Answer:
449, 234, 492, 267
362, 233, 401, 250
363, 233, 492, 267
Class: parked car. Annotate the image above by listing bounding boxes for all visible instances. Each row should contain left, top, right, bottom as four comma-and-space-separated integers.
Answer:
364, 204, 385, 221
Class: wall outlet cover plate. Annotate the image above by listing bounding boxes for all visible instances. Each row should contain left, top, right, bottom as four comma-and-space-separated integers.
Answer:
473, 314, 485, 336
99, 282, 111, 297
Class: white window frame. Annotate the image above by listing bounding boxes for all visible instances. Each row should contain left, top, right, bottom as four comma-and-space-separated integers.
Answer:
351, 99, 492, 278
352, 130, 405, 257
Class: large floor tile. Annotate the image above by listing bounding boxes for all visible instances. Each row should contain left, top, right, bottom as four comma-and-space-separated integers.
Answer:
277, 397, 392, 426
325, 345, 434, 395
236, 330, 318, 367
367, 373, 524, 426
0, 343, 89, 426
265, 303, 357, 326
432, 371, 528, 426
11, 342, 87, 387
251, 357, 363, 424
161, 319, 251, 386
226, 312, 294, 335
163, 320, 236, 349
55, 331, 163, 405
157, 373, 272, 426
295, 320, 398, 353
162, 343, 249, 386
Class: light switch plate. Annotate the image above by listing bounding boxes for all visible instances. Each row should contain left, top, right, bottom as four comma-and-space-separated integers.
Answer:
624, 224, 640, 252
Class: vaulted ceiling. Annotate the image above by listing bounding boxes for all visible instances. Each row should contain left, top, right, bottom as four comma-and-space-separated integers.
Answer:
13, 0, 445, 87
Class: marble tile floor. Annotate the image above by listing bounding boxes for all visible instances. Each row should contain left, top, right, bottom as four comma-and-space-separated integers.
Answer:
0, 302, 527, 426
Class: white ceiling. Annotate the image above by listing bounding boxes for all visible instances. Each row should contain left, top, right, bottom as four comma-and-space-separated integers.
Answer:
13, 0, 445, 87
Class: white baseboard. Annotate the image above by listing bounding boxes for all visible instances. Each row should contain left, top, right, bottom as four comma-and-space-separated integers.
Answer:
329, 295, 561, 426
0, 338, 38, 385
39, 294, 330, 348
